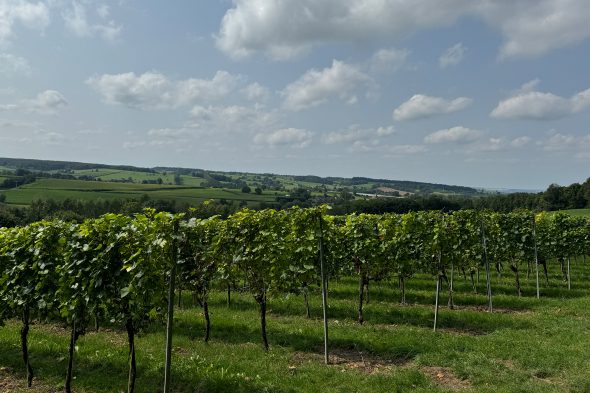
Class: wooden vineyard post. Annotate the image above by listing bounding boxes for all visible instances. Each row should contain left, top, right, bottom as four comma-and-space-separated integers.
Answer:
481, 222, 493, 312
567, 257, 571, 290
434, 250, 442, 332
532, 216, 540, 299
317, 213, 329, 365
164, 221, 179, 393
448, 260, 454, 310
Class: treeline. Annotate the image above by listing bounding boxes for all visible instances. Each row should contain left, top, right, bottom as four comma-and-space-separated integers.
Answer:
0, 196, 244, 227
0, 169, 104, 189
0, 157, 155, 173
338, 178, 590, 214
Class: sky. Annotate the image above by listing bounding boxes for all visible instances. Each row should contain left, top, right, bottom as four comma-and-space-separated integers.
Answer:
1, 0, 590, 190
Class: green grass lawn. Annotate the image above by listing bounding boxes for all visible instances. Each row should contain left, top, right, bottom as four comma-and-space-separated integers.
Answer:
1, 257, 590, 392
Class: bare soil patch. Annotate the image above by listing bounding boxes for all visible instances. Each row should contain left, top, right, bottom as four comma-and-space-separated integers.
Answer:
453, 304, 532, 315
290, 347, 411, 375
421, 366, 471, 391
0, 367, 61, 393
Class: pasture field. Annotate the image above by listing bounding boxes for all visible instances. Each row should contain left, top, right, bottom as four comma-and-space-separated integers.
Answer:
0, 178, 279, 206
562, 209, 590, 217
1, 258, 589, 392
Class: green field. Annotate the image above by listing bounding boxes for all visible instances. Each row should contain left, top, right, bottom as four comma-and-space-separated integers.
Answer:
1, 258, 589, 392
1, 178, 279, 206
562, 209, 590, 217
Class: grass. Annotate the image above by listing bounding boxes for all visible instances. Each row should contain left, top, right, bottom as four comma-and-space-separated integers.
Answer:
2, 257, 590, 392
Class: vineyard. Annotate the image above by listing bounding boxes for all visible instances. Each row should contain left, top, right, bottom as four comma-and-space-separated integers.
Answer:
1, 207, 590, 392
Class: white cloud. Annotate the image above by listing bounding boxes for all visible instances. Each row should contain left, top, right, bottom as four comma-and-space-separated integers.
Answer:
254, 128, 312, 148
147, 127, 191, 139
571, 88, 590, 113
540, 133, 590, 152
2, 90, 68, 114
385, 144, 428, 155
87, 70, 239, 110
0, 53, 30, 75
393, 94, 472, 121
282, 60, 373, 111
25, 90, 67, 114
439, 43, 466, 68
468, 136, 532, 152
376, 126, 396, 137
189, 104, 278, 133
0, 0, 50, 43
62, 1, 121, 41
323, 124, 395, 144
216, 1, 590, 60
241, 82, 270, 102
424, 126, 482, 144
369, 48, 409, 74
491, 80, 590, 120
484, 0, 590, 59
509, 136, 531, 148
96, 4, 109, 19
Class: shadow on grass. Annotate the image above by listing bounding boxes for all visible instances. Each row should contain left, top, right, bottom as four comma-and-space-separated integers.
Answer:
0, 334, 295, 393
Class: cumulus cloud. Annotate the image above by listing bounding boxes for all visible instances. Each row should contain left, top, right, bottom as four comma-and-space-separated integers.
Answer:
540, 133, 590, 152
189, 104, 278, 134
254, 128, 312, 148
323, 124, 395, 144
491, 80, 590, 120
439, 43, 466, 68
241, 82, 270, 102
352, 141, 427, 155
369, 48, 409, 74
147, 127, 191, 139
467, 136, 532, 152
87, 71, 239, 110
216, 0, 590, 60
385, 144, 428, 155
393, 94, 472, 121
62, 1, 121, 41
424, 126, 482, 144
1, 90, 68, 114
0, 53, 31, 75
282, 60, 373, 111
0, 0, 50, 43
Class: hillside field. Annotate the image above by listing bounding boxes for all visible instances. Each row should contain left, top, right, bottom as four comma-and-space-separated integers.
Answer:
1, 258, 589, 392
0, 178, 279, 206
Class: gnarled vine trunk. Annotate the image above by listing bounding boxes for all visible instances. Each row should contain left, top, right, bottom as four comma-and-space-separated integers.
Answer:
65, 319, 79, 393
255, 292, 269, 351
203, 300, 210, 342
357, 273, 366, 324
126, 318, 137, 393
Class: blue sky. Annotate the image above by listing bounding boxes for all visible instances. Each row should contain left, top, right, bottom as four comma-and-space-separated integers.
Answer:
1, 0, 590, 189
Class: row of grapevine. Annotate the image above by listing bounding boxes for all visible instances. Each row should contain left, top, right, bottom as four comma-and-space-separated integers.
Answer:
1, 208, 589, 391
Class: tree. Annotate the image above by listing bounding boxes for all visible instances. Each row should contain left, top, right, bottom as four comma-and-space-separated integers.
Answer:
241, 185, 251, 193
255, 187, 262, 195
174, 173, 183, 185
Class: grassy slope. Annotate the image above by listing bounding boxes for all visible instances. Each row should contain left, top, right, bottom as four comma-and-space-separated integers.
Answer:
1, 258, 589, 392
